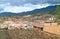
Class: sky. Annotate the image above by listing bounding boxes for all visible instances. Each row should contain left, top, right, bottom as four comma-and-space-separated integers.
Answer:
0, 0, 60, 13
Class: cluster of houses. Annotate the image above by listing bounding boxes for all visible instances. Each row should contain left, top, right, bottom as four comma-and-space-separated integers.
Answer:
0, 19, 59, 30
0, 14, 60, 35
0, 21, 33, 30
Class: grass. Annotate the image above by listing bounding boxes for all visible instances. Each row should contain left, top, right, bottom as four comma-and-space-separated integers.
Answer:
0, 28, 60, 39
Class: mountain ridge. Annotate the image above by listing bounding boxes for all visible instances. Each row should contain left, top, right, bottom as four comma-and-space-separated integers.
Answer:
0, 5, 57, 17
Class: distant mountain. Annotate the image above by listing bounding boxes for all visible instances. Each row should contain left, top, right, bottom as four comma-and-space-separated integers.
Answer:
49, 5, 60, 14
0, 5, 57, 17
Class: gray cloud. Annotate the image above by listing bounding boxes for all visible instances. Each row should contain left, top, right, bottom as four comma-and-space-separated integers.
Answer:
0, 0, 60, 13
0, 0, 60, 6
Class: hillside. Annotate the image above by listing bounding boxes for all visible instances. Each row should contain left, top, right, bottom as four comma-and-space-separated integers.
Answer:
49, 5, 60, 21
0, 5, 60, 21
49, 5, 60, 14
1, 28, 60, 39
0, 5, 56, 17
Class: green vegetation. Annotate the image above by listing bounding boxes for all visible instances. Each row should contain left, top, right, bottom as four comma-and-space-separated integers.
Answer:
31, 5, 60, 22
32, 5, 60, 22
48, 6, 60, 22
49, 6, 60, 15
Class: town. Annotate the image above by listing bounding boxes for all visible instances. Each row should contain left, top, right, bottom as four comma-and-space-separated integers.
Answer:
0, 14, 60, 35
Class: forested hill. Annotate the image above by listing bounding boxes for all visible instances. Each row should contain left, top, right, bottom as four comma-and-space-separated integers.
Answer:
49, 5, 60, 20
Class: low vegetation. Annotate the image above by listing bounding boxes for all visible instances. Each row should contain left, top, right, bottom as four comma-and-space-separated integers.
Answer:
2, 28, 60, 39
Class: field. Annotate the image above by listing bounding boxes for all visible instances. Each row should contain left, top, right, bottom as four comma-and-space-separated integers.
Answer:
0, 28, 60, 39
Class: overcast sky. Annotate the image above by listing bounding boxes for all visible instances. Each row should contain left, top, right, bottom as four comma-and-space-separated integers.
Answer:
0, 0, 60, 13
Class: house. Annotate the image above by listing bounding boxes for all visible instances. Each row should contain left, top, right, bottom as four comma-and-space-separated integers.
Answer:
0, 24, 8, 30
22, 23, 33, 29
